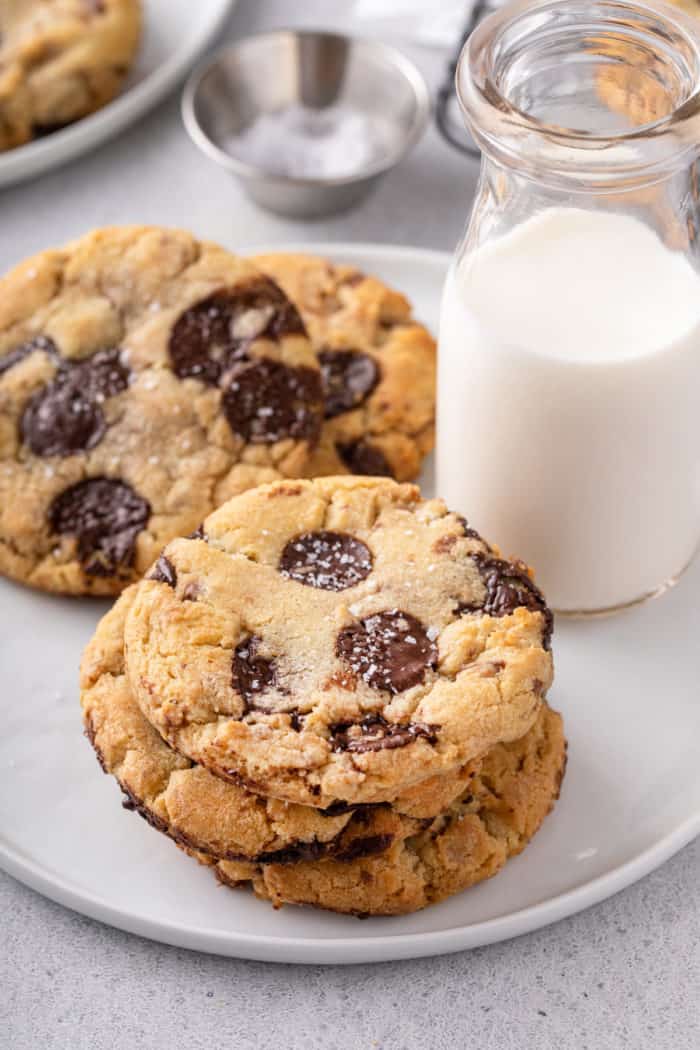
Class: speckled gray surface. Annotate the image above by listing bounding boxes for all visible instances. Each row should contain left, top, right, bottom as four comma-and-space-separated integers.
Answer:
2, 841, 699, 1049
1, 2, 699, 1047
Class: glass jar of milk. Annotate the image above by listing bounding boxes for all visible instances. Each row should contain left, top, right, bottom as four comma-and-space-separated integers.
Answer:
439, 0, 700, 614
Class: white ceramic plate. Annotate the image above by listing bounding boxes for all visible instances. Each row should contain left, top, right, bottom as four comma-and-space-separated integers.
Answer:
1, 244, 698, 964
0, 0, 236, 189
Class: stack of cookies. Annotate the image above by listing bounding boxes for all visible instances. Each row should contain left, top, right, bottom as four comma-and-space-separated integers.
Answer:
81, 476, 563, 916
0, 226, 564, 916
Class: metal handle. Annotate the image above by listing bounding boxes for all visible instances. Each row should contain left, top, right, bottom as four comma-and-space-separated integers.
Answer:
435, 0, 491, 157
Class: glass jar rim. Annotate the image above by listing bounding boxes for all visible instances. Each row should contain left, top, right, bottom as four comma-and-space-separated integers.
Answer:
457, 0, 700, 188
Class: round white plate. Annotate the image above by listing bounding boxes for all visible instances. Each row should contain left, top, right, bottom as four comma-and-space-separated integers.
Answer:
1, 244, 698, 964
0, 0, 236, 189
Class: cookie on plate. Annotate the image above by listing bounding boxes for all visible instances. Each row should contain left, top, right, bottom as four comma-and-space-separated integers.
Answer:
253, 253, 436, 481
215, 702, 566, 915
82, 585, 482, 864
0, 226, 323, 595
0, 0, 142, 152
124, 476, 553, 809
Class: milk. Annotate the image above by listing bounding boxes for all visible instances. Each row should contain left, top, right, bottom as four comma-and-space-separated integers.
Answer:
437, 208, 700, 611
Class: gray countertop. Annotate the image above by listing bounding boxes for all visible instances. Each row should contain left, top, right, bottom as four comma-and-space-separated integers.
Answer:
1, 3, 698, 1047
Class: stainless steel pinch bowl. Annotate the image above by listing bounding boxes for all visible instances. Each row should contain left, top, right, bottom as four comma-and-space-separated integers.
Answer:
181, 30, 430, 219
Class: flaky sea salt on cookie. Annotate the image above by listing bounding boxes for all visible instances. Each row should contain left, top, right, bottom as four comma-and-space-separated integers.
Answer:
0, 226, 323, 595
124, 476, 553, 808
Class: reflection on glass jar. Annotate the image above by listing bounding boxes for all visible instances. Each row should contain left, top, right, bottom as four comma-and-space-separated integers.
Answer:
437, 0, 700, 614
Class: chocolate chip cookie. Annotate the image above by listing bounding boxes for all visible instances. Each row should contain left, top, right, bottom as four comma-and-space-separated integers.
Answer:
215, 702, 566, 915
253, 253, 436, 481
0, 0, 142, 152
125, 476, 553, 808
0, 227, 323, 595
83, 585, 485, 861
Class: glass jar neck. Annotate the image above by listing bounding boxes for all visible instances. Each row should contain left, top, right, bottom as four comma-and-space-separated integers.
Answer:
458, 0, 700, 191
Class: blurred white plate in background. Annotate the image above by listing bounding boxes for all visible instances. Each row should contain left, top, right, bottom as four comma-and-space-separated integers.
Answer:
0, 244, 698, 964
0, 0, 237, 189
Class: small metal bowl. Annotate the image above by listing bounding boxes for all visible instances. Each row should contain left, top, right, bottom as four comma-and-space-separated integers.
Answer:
182, 30, 430, 219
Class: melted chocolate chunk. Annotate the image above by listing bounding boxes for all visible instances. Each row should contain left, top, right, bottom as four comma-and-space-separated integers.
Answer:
331, 714, 438, 753
49, 478, 150, 576
320, 799, 364, 817
460, 553, 553, 649
0, 335, 58, 376
279, 531, 372, 592
336, 609, 437, 694
318, 349, 380, 418
320, 799, 372, 817
256, 840, 331, 865
187, 524, 207, 541
456, 514, 488, 545
20, 347, 130, 458
221, 359, 322, 445
336, 439, 392, 477
335, 833, 394, 862
232, 635, 278, 710
149, 555, 177, 588
168, 280, 305, 385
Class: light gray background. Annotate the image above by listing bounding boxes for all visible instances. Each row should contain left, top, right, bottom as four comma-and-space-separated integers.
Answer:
1, 3, 698, 1048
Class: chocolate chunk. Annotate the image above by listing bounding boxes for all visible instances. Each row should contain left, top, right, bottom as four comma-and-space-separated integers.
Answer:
187, 524, 207, 541
460, 553, 553, 649
279, 530, 372, 592
331, 714, 438, 753
336, 609, 437, 694
168, 279, 305, 385
320, 799, 374, 817
335, 833, 394, 862
318, 349, 380, 418
456, 514, 487, 544
336, 439, 392, 477
149, 555, 177, 588
182, 581, 200, 601
221, 358, 322, 445
232, 635, 278, 710
0, 335, 58, 376
254, 826, 391, 864
257, 840, 331, 865
22, 379, 104, 457
49, 478, 150, 576
20, 347, 130, 458
320, 799, 366, 817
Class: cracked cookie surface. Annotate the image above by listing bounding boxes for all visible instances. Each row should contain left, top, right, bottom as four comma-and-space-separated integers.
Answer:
0, 0, 142, 152
253, 253, 436, 482
81, 586, 482, 864
214, 702, 566, 915
0, 226, 323, 594
125, 476, 553, 808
